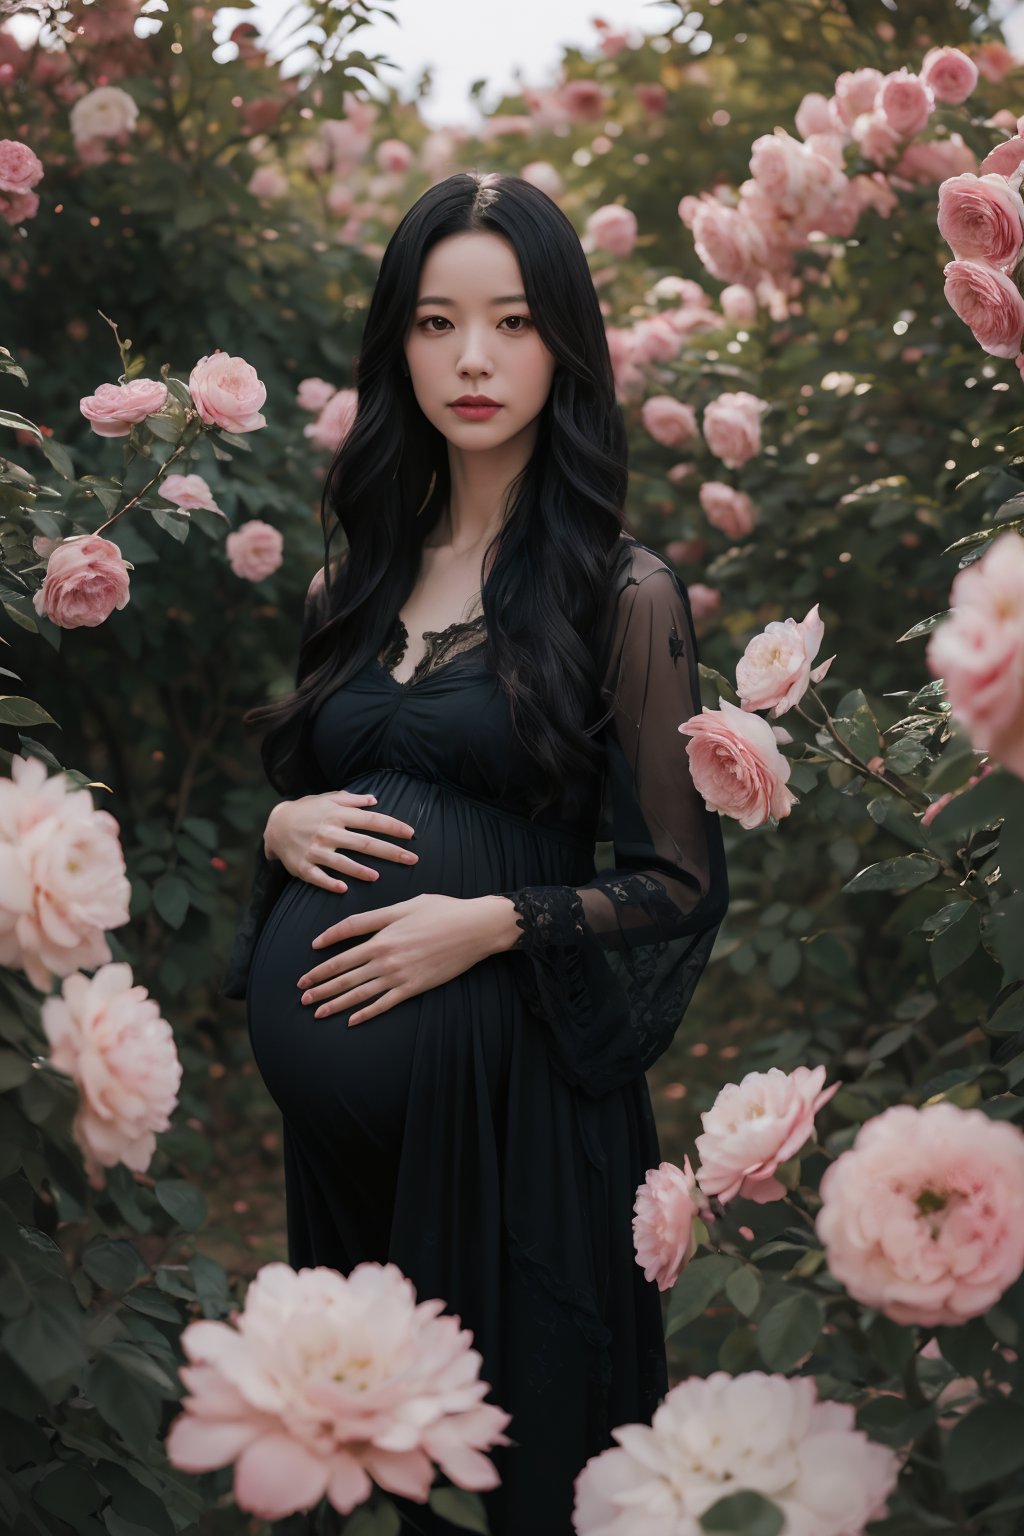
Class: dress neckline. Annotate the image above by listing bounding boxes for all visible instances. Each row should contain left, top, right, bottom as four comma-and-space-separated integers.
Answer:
378, 611, 487, 689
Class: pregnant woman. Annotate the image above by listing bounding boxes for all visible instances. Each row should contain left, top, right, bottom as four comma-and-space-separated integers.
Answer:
221, 171, 729, 1535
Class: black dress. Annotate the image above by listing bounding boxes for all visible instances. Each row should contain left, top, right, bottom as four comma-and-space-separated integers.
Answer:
221, 537, 729, 1536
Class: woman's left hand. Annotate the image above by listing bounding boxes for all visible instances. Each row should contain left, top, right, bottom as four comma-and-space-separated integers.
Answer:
296, 893, 498, 1026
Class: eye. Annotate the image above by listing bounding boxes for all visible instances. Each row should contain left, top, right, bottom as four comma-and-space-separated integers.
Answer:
416, 315, 533, 333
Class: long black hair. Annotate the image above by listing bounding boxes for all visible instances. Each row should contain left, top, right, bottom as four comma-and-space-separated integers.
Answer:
244, 169, 631, 818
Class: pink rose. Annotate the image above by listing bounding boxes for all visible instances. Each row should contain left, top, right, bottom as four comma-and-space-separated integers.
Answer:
304, 386, 358, 452
695, 1065, 839, 1206
678, 697, 796, 829
80, 378, 169, 438
816, 1102, 1024, 1327
226, 520, 284, 582
691, 198, 770, 286
41, 963, 182, 1190
699, 481, 759, 541
852, 110, 903, 166
943, 258, 1024, 358
376, 137, 413, 174
979, 137, 1024, 179
165, 1260, 512, 1519
702, 390, 767, 469
899, 134, 978, 182
573, 1372, 899, 1536
795, 92, 836, 140
720, 284, 757, 325
687, 582, 721, 624
520, 160, 563, 197
921, 46, 979, 105
160, 472, 220, 513
630, 316, 682, 365
877, 68, 934, 138
926, 531, 1024, 775
735, 602, 835, 716
297, 376, 338, 413
558, 78, 609, 123
587, 203, 638, 259
0, 187, 40, 225
641, 395, 697, 448
247, 164, 288, 200
632, 1158, 706, 1291
32, 533, 132, 629
0, 138, 43, 193
749, 129, 846, 222
973, 41, 1018, 84
0, 754, 132, 993
665, 537, 707, 564
189, 349, 267, 433
833, 68, 884, 128
937, 172, 1024, 269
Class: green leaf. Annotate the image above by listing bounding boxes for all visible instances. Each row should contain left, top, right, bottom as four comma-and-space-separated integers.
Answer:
897, 611, 950, 643
832, 702, 882, 762
81, 1239, 149, 1295
39, 437, 75, 481
0, 696, 58, 728
929, 902, 980, 983
666, 1255, 741, 1338
152, 874, 189, 929
987, 990, 1024, 1035
698, 663, 739, 706
768, 939, 801, 989
757, 1291, 824, 1371
947, 1400, 1024, 1491
428, 1486, 490, 1533
700, 1490, 784, 1536
154, 1180, 207, 1232
84, 1353, 161, 1458
725, 1265, 762, 1318
842, 854, 941, 894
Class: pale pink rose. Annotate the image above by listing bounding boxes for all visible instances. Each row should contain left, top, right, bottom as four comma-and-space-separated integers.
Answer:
32, 534, 132, 628
899, 134, 978, 182
587, 203, 638, 259
702, 390, 767, 469
0, 138, 43, 193
634, 82, 667, 115
691, 198, 770, 286
41, 962, 182, 1190
666, 464, 694, 486
877, 68, 934, 138
242, 97, 286, 134
519, 161, 563, 198
749, 128, 846, 221
297, 376, 338, 413
677, 193, 702, 229
304, 386, 358, 452
630, 316, 682, 365
0, 188, 40, 225
979, 137, 1024, 179
943, 258, 1024, 359
991, 111, 1020, 133
795, 92, 835, 140
376, 137, 413, 174
165, 1260, 513, 1519
699, 482, 759, 541
926, 531, 1024, 775
641, 395, 697, 449
226, 520, 284, 582
326, 181, 355, 217
247, 164, 288, 200
321, 118, 372, 168
974, 41, 1018, 84
678, 697, 796, 829
80, 378, 168, 438
833, 67, 885, 128
632, 1159, 705, 1292
0, 755, 132, 993
736, 603, 836, 716
720, 284, 758, 324
605, 327, 645, 401
920, 764, 993, 827
189, 350, 267, 433
663, 303, 720, 339
695, 1065, 839, 1206
480, 115, 535, 140
848, 171, 899, 220
160, 472, 220, 513
921, 46, 979, 105
595, 22, 631, 59
646, 276, 710, 308
803, 129, 847, 170
937, 172, 1024, 269
69, 84, 138, 141
852, 110, 903, 166
558, 78, 609, 123
687, 583, 721, 623
572, 1372, 899, 1536
665, 537, 707, 564
816, 1102, 1024, 1327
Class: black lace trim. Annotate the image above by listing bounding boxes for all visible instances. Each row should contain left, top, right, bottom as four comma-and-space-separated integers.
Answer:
378, 612, 486, 687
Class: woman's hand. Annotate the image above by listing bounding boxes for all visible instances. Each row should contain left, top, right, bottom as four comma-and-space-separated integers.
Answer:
296, 893, 499, 1026
265, 791, 418, 890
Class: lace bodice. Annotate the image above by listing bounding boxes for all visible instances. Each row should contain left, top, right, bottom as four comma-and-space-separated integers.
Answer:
377, 611, 487, 687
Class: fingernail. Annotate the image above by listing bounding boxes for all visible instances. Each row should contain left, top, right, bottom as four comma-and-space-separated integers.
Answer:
301, 991, 313, 1004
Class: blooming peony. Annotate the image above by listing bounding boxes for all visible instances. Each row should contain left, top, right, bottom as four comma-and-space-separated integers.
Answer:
695, 1065, 839, 1206
165, 1260, 512, 1519
698, 481, 759, 541
702, 390, 767, 469
816, 1102, 1024, 1327
641, 395, 697, 449
80, 378, 168, 438
572, 1371, 899, 1536
69, 84, 139, 142
937, 173, 1024, 270
678, 697, 796, 829
226, 520, 284, 582
189, 349, 267, 433
736, 603, 835, 716
0, 754, 132, 992
33, 534, 132, 628
926, 531, 1024, 776
0, 138, 44, 194
587, 203, 638, 260
633, 1159, 705, 1292
921, 46, 979, 105
41, 963, 182, 1189
943, 258, 1024, 358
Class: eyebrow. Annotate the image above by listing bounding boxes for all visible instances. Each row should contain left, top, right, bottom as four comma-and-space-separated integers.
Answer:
415, 294, 528, 306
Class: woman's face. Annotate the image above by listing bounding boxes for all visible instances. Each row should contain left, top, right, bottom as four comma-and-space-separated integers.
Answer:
404, 230, 556, 450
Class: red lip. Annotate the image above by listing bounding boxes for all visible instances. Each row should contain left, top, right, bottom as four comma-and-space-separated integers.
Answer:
451, 396, 500, 406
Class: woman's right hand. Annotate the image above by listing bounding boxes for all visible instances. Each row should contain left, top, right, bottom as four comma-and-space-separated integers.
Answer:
264, 792, 418, 893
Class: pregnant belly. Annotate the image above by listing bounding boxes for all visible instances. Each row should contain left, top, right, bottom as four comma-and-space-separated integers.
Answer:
245, 771, 575, 1157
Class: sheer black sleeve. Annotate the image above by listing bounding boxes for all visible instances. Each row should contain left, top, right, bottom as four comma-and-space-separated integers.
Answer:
495, 543, 729, 1099
219, 568, 328, 1001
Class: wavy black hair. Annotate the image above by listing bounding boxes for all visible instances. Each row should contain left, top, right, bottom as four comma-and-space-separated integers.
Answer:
244, 169, 632, 818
